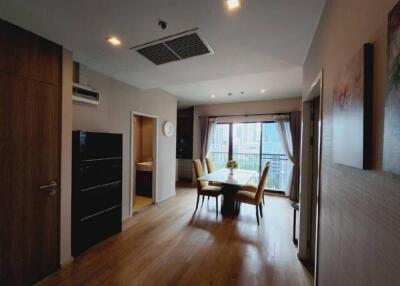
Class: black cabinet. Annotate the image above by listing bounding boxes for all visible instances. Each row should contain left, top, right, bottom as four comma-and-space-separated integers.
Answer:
176, 107, 194, 159
72, 131, 122, 256
136, 170, 152, 197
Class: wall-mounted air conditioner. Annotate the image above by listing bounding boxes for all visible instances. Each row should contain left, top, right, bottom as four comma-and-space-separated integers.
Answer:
72, 83, 100, 105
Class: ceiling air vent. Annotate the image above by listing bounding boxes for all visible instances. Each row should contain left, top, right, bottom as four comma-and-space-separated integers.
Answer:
131, 29, 214, 65
137, 43, 180, 65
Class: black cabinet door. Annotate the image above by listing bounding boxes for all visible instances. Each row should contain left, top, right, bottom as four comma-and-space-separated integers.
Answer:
72, 131, 123, 257
176, 107, 194, 159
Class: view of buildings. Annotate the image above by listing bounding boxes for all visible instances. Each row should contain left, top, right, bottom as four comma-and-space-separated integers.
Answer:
209, 122, 290, 191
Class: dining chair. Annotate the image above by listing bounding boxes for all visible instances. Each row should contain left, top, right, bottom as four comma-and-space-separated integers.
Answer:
193, 159, 222, 216
233, 162, 270, 226
205, 157, 215, 173
205, 157, 221, 189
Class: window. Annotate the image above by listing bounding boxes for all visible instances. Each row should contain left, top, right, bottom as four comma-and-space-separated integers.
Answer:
208, 122, 290, 192
208, 124, 229, 170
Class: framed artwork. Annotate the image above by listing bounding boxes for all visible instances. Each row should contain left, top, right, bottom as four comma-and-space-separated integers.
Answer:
384, 2, 400, 176
333, 44, 373, 169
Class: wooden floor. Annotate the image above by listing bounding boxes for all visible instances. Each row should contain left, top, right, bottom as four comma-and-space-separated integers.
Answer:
37, 186, 312, 286
132, 195, 153, 212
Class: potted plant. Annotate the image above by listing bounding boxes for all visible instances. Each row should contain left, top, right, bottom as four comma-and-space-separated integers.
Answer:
226, 160, 238, 175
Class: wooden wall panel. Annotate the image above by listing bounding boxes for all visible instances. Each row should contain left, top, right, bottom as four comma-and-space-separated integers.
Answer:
0, 19, 62, 285
0, 19, 61, 85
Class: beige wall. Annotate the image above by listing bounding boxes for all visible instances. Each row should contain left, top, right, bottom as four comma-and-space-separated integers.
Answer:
60, 50, 73, 265
133, 115, 154, 163
303, 0, 400, 285
142, 117, 154, 160
133, 115, 143, 163
72, 66, 177, 219
192, 98, 302, 167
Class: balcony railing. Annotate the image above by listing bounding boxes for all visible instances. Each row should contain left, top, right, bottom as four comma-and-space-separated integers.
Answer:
209, 151, 291, 192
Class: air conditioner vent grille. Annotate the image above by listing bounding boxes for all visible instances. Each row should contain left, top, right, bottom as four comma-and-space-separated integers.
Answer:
137, 43, 180, 65
132, 29, 213, 65
165, 33, 210, 59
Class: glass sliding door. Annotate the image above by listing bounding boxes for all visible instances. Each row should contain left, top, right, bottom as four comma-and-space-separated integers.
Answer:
209, 123, 230, 170
232, 123, 261, 173
261, 122, 290, 191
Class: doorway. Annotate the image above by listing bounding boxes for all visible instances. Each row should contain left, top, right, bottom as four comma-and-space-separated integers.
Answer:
130, 112, 158, 215
298, 71, 323, 285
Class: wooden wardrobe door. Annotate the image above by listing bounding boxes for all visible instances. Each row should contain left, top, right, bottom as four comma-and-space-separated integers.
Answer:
0, 74, 61, 285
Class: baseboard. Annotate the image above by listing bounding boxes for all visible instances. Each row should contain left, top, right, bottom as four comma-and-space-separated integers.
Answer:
156, 192, 176, 204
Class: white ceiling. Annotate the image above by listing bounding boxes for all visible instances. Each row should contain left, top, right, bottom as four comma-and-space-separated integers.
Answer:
0, 0, 326, 106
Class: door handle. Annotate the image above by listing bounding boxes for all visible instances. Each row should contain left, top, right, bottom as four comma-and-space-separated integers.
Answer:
40, 181, 57, 196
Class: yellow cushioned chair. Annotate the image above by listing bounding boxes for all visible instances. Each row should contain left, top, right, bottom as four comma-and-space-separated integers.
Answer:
193, 159, 222, 215
205, 157, 221, 187
233, 162, 270, 225
205, 157, 215, 173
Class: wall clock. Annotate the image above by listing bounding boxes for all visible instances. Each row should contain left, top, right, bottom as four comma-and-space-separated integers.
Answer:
163, 121, 174, 137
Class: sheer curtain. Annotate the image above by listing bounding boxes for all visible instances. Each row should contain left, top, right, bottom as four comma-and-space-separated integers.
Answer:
199, 117, 217, 168
275, 111, 301, 201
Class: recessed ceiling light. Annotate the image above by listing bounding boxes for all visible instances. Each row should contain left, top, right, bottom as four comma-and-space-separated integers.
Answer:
260, 89, 266, 94
226, 0, 241, 11
211, 94, 216, 98
106, 36, 122, 46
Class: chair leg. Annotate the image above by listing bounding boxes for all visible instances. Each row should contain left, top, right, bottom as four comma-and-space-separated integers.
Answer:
195, 194, 200, 211
202, 195, 205, 204
215, 196, 219, 216
262, 192, 265, 205
208, 196, 210, 202
259, 203, 263, 218
256, 205, 260, 226
234, 201, 240, 215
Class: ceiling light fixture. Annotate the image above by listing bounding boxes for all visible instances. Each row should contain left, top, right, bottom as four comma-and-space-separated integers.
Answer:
107, 36, 122, 46
260, 89, 266, 94
226, 0, 241, 11
211, 94, 216, 98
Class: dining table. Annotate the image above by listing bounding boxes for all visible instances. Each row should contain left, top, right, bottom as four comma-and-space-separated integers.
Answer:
198, 168, 257, 216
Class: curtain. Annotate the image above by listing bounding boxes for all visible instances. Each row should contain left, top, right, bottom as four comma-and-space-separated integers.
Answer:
199, 117, 217, 168
276, 111, 301, 201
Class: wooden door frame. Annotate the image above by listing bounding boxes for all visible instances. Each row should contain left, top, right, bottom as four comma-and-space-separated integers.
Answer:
130, 111, 159, 217
298, 71, 323, 286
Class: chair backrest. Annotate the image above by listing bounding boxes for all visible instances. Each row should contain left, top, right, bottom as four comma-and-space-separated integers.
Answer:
205, 158, 215, 173
255, 162, 270, 203
193, 159, 208, 190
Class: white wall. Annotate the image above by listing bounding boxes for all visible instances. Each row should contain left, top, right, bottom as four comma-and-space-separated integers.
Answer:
72, 65, 177, 219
